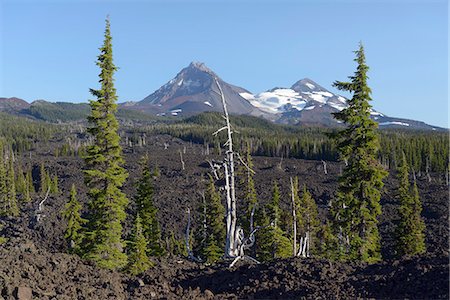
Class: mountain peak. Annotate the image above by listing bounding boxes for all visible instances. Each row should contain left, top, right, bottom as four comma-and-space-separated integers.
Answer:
187, 61, 214, 74
291, 78, 328, 93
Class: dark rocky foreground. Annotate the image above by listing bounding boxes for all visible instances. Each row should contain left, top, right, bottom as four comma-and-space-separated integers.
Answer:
0, 134, 448, 299
0, 235, 448, 299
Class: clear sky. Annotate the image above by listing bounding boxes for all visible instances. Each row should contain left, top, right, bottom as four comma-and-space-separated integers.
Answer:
0, 0, 448, 127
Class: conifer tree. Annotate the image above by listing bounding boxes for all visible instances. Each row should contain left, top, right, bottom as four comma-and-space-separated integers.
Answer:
330, 43, 387, 263
135, 154, 164, 256
39, 162, 50, 196
166, 231, 188, 257
297, 184, 320, 256
196, 175, 225, 263
0, 148, 19, 217
16, 164, 26, 197
5, 155, 19, 216
267, 181, 281, 227
395, 153, 426, 256
257, 182, 291, 261
82, 18, 129, 269
126, 215, 153, 275
0, 146, 8, 214
62, 184, 86, 253
25, 170, 34, 201
50, 174, 59, 195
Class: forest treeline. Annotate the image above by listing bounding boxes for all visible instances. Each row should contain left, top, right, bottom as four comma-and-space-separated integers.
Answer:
127, 112, 449, 173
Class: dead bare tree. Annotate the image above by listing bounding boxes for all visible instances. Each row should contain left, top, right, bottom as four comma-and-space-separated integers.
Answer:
179, 150, 185, 171
211, 78, 258, 264
36, 186, 51, 223
229, 207, 266, 268
321, 160, 328, 175
185, 207, 201, 262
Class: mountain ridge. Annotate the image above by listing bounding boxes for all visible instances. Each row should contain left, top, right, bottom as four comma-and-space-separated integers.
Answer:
0, 63, 445, 130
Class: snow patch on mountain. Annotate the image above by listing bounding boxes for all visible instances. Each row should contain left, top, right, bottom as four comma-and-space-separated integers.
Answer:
305, 82, 315, 90
379, 121, 410, 127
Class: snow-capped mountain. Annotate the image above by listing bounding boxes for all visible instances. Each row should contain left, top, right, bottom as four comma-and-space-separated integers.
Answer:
130, 62, 257, 116
240, 78, 388, 126
121, 62, 440, 130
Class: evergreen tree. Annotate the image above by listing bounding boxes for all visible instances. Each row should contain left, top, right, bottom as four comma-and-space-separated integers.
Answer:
316, 221, 336, 259
5, 155, 19, 216
16, 164, 26, 197
82, 18, 129, 269
256, 208, 291, 262
50, 174, 59, 195
0, 146, 8, 215
25, 169, 34, 201
330, 43, 387, 263
0, 148, 19, 217
62, 184, 86, 253
196, 175, 225, 262
256, 183, 291, 262
135, 154, 164, 256
40, 162, 50, 196
166, 231, 188, 257
126, 215, 153, 275
395, 153, 426, 256
297, 184, 320, 256
267, 181, 281, 227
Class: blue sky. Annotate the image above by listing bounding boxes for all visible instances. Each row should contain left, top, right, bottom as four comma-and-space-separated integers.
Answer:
0, 0, 448, 127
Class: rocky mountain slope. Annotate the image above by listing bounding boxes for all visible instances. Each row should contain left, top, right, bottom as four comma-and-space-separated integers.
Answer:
127, 62, 258, 116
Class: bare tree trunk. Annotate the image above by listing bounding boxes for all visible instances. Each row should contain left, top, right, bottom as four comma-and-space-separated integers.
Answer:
36, 186, 50, 223
290, 177, 297, 257
214, 78, 239, 258
426, 158, 432, 182
179, 150, 185, 171
321, 160, 328, 175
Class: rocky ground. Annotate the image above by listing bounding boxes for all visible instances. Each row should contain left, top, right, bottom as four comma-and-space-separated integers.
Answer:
0, 134, 448, 299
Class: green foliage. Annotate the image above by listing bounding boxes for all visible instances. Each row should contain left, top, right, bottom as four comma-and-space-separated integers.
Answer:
256, 208, 291, 262
40, 163, 51, 196
195, 175, 225, 263
0, 236, 8, 245
166, 231, 188, 257
126, 215, 154, 275
315, 221, 337, 259
297, 184, 320, 255
0, 112, 60, 153
395, 153, 426, 256
82, 18, 129, 270
135, 154, 164, 257
330, 44, 387, 263
267, 181, 281, 227
62, 184, 86, 254
50, 174, 59, 195
143, 112, 449, 174
0, 145, 19, 216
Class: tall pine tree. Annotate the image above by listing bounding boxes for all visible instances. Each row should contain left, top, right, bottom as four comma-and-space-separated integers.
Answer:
330, 43, 387, 263
135, 154, 164, 257
395, 152, 426, 256
82, 17, 129, 269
